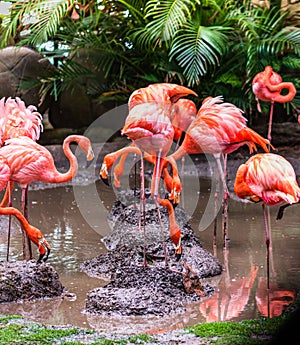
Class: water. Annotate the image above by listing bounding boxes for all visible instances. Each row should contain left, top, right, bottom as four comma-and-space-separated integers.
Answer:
0, 176, 299, 334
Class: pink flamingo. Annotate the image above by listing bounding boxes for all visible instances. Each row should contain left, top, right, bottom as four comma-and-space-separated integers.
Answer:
234, 153, 300, 317
0, 206, 50, 262
0, 97, 43, 258
0, 135, 94, 259
168, 96, 271, 246
252, 66, 296, 143
0, 97, 43, 145
122, 84, 197, 264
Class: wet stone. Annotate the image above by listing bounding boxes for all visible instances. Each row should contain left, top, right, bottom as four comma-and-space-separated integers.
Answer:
0, 260, 64, 303
82, 190, 222, 317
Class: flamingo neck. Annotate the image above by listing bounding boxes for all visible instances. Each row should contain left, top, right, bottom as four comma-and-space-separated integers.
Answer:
51, 136, 80, 183
151, 155, 164, 197
0, 206, 28, 230
169, 146, 186, 162
159, 198, 181, 247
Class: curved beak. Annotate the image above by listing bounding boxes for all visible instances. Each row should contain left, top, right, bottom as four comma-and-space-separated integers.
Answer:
87, 146, 95, 161
37, 238, 51, 263
174, 237, 182, 261
99, 163, 110, 186
175, 245, 182, 261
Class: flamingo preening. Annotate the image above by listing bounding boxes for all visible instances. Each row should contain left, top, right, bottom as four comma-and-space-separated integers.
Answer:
0, 134, 94, 260
252, 66, 296, 144
168, 96, 271, 246
234, 153, 300, 317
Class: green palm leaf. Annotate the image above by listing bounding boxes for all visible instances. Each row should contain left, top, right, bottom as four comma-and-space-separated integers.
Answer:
136, 0, 195, 47
170, 21, 230, 86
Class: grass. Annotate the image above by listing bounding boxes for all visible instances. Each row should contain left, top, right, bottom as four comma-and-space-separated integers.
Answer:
0, 301, 299, 345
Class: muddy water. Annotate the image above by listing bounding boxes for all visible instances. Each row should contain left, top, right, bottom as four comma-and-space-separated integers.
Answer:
0, 177, 299, 334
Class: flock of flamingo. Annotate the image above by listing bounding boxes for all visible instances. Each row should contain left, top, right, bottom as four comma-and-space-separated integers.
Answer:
0, 66, 299, 308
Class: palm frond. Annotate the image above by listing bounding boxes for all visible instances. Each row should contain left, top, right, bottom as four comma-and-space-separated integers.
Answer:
137, 0, 195, 47
170, 21, 230, 86
1, 0, 72, 47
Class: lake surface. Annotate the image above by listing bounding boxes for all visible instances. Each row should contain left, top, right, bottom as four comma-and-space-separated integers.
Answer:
0, 173, 299, 335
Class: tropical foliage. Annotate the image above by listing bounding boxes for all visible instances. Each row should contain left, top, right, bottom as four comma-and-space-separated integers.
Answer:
0, 0, 299, 120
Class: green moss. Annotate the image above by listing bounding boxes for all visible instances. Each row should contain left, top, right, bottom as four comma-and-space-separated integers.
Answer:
187, 315, 287, 344
0, 321, 80, 345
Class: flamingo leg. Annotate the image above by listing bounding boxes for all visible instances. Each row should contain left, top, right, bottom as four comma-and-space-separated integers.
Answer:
262, 204, 271, 318
214, 154, 229, 247
213, 164, 220, 253
6, 182, 13, 262
267, 101, 274, 146
21, 186, 32, 260
152, 149, 168, 268
139, 151, 148, 266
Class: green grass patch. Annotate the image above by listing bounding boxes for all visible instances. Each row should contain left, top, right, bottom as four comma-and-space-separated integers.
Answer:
0, 321, 80, 345
187, 315, 287, 344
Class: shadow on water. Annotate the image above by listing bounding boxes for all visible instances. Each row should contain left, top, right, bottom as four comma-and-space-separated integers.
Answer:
0, 176, 299, 334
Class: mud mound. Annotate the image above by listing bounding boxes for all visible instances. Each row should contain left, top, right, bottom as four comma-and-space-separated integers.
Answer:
81, 190, 222, 317
0, 260, 64, 303
84, 266, 214, 317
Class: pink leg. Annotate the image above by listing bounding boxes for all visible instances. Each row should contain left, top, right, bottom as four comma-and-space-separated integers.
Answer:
262, 204, 270, 318
139, 151, 148, 266
267, 101, 274, 146
153, 150, 168, 268
21, 186, 32, 260
6, 183, 13, 261
214, 154, 229, 247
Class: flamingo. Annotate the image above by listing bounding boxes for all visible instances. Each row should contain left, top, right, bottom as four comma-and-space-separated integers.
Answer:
0, 97, 43, 145
233, 153, 300, 317
121, 84, 197, 264
128, 83, 197, 111
0, 97, 44, 258
0, 206, 50, 262
0, 156, 50, 262
167, 96, 271, 246
100, 144, 181, 205
0, 134, 94, 259
252, 66, 296, 143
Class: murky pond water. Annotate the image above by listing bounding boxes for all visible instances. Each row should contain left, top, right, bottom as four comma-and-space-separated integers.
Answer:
0, 174, 299, 334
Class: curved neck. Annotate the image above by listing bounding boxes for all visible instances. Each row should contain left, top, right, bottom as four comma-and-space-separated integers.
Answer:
264, 67, 296, 102
169, 146, 186, 161
0, 206, 28, 230
52, 136, 80, 183
159, 198, 181, 246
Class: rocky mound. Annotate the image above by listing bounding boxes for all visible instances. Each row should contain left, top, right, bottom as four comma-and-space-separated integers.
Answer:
81, 190, 222, 317
0, 260, 64, 303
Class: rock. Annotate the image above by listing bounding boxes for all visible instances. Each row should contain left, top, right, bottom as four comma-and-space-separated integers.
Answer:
0, 260, 64, 303
81, 190, 222, 317
0, 46, 53, 111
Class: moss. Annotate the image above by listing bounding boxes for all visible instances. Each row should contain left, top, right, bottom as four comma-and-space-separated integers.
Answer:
0, 321, 80, 345
186, 314, 288, 344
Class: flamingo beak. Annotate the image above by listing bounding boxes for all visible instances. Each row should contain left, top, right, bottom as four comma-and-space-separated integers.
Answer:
175, 245, 182, 261
174, 237, 182, 261
99, 163, 110, 186
87, 146, 94, 161
37, 238, 51, 263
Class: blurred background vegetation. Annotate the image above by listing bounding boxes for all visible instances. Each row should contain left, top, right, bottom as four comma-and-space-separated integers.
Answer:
0, 0, 299, 129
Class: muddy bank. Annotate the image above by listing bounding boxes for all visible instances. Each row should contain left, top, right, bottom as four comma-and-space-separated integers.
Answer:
81, 190, 222, 317
0, 260, 64, 303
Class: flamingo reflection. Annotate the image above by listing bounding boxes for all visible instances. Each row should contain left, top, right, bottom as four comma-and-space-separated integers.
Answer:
199, 248, 258, 322
255, 277, 296, 318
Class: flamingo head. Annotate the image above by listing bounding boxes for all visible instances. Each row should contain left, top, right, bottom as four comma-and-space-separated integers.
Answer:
128, 83, 197, 110
77, 137, 94, 161
28, 226, 51, 263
